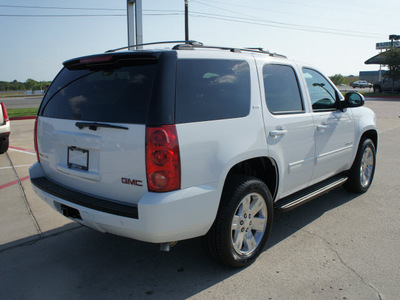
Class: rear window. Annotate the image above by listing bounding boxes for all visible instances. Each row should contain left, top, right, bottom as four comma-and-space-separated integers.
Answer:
40, 63, 157, 124
263, 64, 304, 114
175, 59, 251, 123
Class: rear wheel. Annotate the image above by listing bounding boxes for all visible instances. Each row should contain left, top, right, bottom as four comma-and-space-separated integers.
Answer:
344, 138, 376, 193
204, 176, 273, 267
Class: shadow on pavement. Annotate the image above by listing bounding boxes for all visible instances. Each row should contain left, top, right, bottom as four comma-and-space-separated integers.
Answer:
0, 187, 359, 299
269, 187, 357, 247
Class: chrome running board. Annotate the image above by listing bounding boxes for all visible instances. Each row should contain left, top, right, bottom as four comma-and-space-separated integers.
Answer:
275, 175, 348, 212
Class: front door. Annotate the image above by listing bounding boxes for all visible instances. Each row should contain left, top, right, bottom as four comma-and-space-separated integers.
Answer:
302, 68, 355, 183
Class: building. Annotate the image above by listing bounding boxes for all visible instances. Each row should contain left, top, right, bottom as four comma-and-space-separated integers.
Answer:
359, 70, 386, 84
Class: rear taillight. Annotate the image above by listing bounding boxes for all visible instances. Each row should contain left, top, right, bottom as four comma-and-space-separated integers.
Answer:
146, 125, 181, 192
1, 102, 8, 123
34, 116, 40, 163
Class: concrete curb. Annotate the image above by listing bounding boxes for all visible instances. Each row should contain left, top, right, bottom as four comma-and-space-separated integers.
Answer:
10, 116, 36, 121
365, 95, 400, 99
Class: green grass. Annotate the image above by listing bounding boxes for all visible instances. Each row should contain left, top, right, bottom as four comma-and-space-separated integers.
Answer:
342, 76, 359, 85
362, 92, 400, 97
341, 91, 400, 97
0, 93, 25, 98
8, 108, 38, 118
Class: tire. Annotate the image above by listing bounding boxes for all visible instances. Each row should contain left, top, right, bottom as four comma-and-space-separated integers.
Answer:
203, 176, 274, 268
0, 136, 9, 154
344, 139, 376, 193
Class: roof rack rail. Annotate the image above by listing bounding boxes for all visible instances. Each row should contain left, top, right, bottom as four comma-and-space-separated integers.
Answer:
105, 40, 203, 53
105, 40, 286, 58
172, 43, 286, 58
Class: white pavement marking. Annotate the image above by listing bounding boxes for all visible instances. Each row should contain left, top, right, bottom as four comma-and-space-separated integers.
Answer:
378, 124, 400, 134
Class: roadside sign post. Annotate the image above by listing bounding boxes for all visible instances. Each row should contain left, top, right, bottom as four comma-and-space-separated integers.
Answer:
389, 34, 400, 48
374, 36, 400, 81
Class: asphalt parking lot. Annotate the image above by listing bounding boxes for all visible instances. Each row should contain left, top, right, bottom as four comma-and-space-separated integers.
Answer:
0, 98, 399, 299
1, 96, 42, 109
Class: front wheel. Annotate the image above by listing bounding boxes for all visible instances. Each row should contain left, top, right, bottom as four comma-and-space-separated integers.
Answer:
344, 139, 376, 193
203, 176, 273, 267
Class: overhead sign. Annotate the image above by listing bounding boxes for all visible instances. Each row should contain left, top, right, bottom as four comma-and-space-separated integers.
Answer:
376, 41, 400, 50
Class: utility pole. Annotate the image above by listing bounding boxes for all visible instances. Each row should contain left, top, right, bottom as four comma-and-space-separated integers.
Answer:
127, 0, 143, 50
185, 0, 189, 42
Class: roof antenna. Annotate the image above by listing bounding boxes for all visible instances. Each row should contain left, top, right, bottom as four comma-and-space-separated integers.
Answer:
185, 0, 189, 43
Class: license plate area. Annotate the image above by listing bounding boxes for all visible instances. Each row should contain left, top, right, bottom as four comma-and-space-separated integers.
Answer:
67, 146, 89, 171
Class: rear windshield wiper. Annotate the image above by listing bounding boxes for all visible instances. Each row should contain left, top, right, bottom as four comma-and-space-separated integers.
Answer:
75, 122, 129, 131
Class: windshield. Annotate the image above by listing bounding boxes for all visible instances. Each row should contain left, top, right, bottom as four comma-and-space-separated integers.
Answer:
40, 63, 158, 124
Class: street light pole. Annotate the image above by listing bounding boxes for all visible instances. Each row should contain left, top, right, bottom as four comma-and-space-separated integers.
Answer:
127, 0, 143, 50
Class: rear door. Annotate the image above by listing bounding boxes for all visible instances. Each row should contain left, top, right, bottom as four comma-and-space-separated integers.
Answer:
36, 54, 160, 204
259, 62, 315, 199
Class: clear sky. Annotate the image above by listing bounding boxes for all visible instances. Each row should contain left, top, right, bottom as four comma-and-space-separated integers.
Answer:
0, 0, 398, 82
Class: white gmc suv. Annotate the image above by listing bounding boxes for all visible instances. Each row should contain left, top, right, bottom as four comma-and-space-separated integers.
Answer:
30, 41, 377, 267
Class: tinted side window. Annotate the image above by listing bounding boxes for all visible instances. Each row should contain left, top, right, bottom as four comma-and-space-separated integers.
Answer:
263, 64, 303, 114
302, 68, 337, 111
41, 64, 157, 124
176, 59, 250, 123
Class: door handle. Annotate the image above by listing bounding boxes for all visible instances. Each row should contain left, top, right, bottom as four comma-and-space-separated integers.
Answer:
317, 124, 328, 131
269, 129, 288, 137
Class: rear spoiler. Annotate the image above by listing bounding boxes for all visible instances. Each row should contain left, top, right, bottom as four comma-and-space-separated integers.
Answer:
63, 52, 159, 70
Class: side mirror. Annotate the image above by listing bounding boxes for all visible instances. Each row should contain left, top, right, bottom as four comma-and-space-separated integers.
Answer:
343, 92, 365, 108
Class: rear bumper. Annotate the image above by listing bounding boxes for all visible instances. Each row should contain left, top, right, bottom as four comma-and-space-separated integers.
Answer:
0, 129, 10, 137
29, 162, 220, 243
31, 176, 139, 219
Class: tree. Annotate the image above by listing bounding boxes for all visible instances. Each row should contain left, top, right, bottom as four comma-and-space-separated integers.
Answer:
0, 79, 52, 91
329, 74, 344, 85
25, 78, 38, 90
384, 47, 400, 92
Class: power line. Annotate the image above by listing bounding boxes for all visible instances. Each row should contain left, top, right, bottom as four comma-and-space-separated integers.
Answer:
191, 0, 382, 38
184, 10, 380, 38
190, 13, 381, 39
0, 14, 126, 17
0, 4, 180, 14
0, 8, 382, 39
0, 12, 182, 18
0, 4, 181, 16
0, 4, 125, 11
